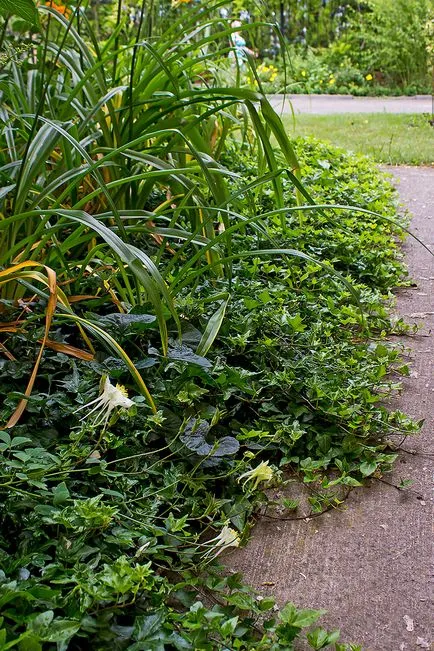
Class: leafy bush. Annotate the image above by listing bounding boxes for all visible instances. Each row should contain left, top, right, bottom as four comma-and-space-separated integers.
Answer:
243, 41, 431, 96
236, 0, 433, 95
342, 0, 432, 89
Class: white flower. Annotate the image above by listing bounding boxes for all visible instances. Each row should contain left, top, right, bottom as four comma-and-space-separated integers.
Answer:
77, 376, 134, 429
238, 460, 273, 490
18, 567, 31, 580
202, 524, 240, 559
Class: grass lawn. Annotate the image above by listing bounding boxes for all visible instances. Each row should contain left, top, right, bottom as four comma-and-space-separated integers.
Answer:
282, 113, 434, 165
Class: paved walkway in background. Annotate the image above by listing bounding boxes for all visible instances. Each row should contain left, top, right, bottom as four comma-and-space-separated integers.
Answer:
228, 167, 434, 651
268, 93, 433, 114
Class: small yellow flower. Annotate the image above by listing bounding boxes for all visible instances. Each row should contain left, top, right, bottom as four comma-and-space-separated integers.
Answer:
202, 524, 240, 558
365, 73, 373, 81
238, 460, 273, 490
328, 77, 335, 85
301, 70, 307, 77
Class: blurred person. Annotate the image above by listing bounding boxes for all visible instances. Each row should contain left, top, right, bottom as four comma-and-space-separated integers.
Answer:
229, 20, 256, 66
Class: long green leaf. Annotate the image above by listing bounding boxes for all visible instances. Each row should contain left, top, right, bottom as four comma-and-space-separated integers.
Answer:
197, 297, 229, 356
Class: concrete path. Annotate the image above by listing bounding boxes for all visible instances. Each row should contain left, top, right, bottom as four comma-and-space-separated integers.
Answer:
268, 94, 433, 115
228, 167, 434, 651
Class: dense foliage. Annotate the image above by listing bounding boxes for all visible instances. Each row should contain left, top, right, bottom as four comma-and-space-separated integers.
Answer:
332, 0, 433, 92
0, 1, 421, 648
239, 0, 434, 94
3, 0, 432, 95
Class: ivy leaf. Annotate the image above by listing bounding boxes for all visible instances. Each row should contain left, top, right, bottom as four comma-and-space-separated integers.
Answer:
211, 437, 240, 457
134, 358, 158, 370
16, 636, 42, 651
89, 313, 157, 336
181, 419, 239, 458
96, 313, 156, 328
279, 603, 326, 628
53, 482, 70, 506
133, 610, 165, 640
307, 627, 341, 649
179, 321, 202, 346
41, 619, 81, 643
359, 461, 377, 476
220, 616, 239, 637
0, 0, 39, 26
180, 420, 211, 455
167, 345, 212, 368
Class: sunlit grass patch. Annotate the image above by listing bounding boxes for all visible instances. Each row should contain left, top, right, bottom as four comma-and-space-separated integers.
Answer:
283, 113, 434, 166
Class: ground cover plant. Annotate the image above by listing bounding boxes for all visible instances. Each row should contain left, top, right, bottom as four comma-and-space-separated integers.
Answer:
0, 1, 422, 648
282, 114, 434, 166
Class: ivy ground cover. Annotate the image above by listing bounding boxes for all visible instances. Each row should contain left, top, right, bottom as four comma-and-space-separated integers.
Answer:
0, 137, 418, 649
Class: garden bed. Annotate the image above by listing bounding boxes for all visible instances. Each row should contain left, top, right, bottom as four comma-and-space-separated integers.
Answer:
0, 137, 419, 649
0, 3, 422, 647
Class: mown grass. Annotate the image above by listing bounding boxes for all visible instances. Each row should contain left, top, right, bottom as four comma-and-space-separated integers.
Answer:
282, 113, 434, 165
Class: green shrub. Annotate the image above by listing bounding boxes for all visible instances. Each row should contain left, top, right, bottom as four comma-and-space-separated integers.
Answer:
236, 0, 433, 95
341, 0, 432, 90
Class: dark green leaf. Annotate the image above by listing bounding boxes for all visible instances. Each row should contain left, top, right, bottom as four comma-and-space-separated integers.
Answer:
0, 0, 39, 26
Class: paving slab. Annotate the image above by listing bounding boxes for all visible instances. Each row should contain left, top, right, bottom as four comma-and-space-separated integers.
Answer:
227, 166, 434, 651
268, 94, 433, 115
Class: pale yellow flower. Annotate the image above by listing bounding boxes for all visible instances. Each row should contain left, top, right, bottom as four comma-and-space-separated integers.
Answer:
77, 376, 134, 429
365, 73, 373, 81
202, 524, 240, 558
238, 460, 273, 489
